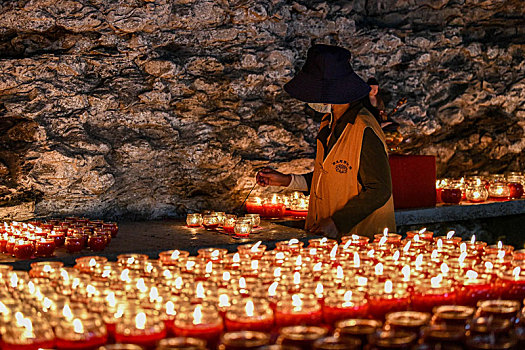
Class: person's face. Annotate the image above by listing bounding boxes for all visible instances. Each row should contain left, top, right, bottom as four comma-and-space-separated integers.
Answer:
369, 85, 379, 96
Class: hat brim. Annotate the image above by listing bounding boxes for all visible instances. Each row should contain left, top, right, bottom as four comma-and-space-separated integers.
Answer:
284, 70, 371, 104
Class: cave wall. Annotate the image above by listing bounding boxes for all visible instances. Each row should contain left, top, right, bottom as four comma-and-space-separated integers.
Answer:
0, 0, 524, 220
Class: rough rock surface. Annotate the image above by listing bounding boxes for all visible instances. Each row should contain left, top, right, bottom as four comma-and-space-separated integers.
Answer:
0, 0, 524, 219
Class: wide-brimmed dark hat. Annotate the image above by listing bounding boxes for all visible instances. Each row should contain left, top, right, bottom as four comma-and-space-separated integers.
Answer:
284, 44, 370, 104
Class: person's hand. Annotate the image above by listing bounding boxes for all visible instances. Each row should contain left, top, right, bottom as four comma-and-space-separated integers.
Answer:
256, 167, 292, 187
309, 217, 339, 239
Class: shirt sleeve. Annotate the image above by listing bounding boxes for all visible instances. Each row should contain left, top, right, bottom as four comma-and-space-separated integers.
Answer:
331, 128, 392, 235
283, 174, 309, 192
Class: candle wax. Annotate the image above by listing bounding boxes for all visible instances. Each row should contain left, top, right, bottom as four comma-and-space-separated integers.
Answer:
323, 304, 369, 326
56, 335, 107, 349
115, 329, 167, 349
35, 240, 56, 257
13, 242, 34, 259
171, 323, 223, 344
368, 295, 410, 320
274, 309, 323, 328
224, 316, 274, 332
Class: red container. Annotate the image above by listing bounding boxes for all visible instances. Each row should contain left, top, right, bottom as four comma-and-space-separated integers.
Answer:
35, 239, 56, 257
13, 241, 35, 260
509, 182, 524, 199
262, 203, 286, 219
88, 235, 107, 252
441, 188, 462, 204
65, 236, 84, 253
49, 232, 66, 247
0, 236, 7, 253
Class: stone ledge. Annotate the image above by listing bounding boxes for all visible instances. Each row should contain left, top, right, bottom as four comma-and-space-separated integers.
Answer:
395, 199, 525, 226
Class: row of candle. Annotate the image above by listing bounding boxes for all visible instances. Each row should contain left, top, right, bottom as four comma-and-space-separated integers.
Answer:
245, 193, 309, 219
1, 228, 525, 349
0, 218, 118, 260
186, 213, 261, 237
437, 173, 524, 204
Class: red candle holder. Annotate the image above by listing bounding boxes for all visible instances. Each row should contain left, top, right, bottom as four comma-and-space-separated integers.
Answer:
13, 240, 34, 260
224, 299, 274, 332
276, 325, 328, 349
159, 250, 190, 266
262, 202, 285, 219
156, 337, 206, 350
220, 331, 271, 350
508, 182, 524, 199
334, 319, 382, 346
171, 304, 223, 347
405, 230, 434, 243
55, 316, 108, 350
1, 320, 55, 350
411, 278, 456, 313
274, 294, 322, 328
441, 188, 462, 204
115, 310, 167, 349
49, 231, 66, 247
0, 234, 8, 253
496, 269, 525, 301
340, 234, 370, 248
322, 290, 368, 326
367, 281, 410, 320
65, 235, 84, 253
245, 198, 264, 215
88, 234, 107, 252
34, 238, 56, 258
457, 271, 495, 306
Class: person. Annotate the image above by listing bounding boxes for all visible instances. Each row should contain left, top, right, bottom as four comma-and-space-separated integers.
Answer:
255, 44, 395, 240
365, 77, 387, 125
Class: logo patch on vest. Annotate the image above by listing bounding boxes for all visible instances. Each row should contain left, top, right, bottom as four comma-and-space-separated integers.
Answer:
333, 160, 350, 174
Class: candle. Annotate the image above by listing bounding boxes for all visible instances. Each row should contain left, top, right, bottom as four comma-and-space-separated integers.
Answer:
156, 337, 206, 350
274, 294, 322, 328
186, 213, 203, 227
48, 231, 66, 247
220, 331, 271, 350
245, 197, 263, 215
222, 214, 237, 234
441, 187, 462, 204
159, 249, 190, 266
115, 310, 167, 348
335, 319, 382, 346
262, 195, 285, 219
466, 180, 489, 203
224, 299, 274, 332
13, 240, 34, 259
368, 280, 410, 320
1, 312, 55, 350
233, 218, 252, 238
411, 276, 456, 313
496, 267, 525, 301
88, 234, 107, 252
385, 311, 431, 334
476, 299, 520, 320
55, 316, 108, 349
171, 304, 223, 347
322, 290, 368, 326
276, 325, 328, 349
244, 214, 261, 228
202, 215, 219, 230
456, 270, 494, 306
65, 235, 84, 253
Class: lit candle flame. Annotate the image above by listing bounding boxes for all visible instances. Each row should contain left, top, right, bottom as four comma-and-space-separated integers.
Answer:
166, 301, 176, 316
149, 287, 159, 302
460, 243, 467, 253
342, 240, 352, 250
268, 282, 279, 297
211, 250, 219, 258
415, 254, 424, 268
414, 234, 420, 242
458, 252, 467, 265
251, 260, 259, 270
295, 255, 302, 266
367, 249, 375, 257
343, 290, 352, 302
245, 300, 254, 317
431, 249, 438, 259
120, 269, 130, 283
393, 250, 400, 262
43, 264, 52, 273
357, 276, 368, 286
274, 267, 282, 278
10, 273, 18, 288
441, 263, 449, 274
89, 258, 97, 267
222, 271, 231, 282
86, 284, 97, 296
336, 265, 344, 280
496, 249, 506, 260
233, 253, 240, 263
293, 272, 301, 284
403, 241, 411, 253
329, 245, 338, 259
497, 241, 503, 249
291, 294, 303, 311
136, 312, 146, 330
375, 263, 384, 275
351, 234, 360, 240
251, 241, 262, 252
419, 228, 427, 234
136, 278, 147, 293
485, 261, 494, 270
315, 282, 323, 297
378, 236, 388, 246
196, 282, 205, 298
271, 194, 279, 204
431, 275, 443, 288
513, 266, 521, 279
320, 237, 328, 244
476, 178, 482, 186
471, 235, 476, 244
73, 318, 84, 334
193, 306, 203, 324
309, 248, 317, 255
466, 270, 478, 280
170, 250, 180, 259
62, 304, 73, 321
219, 293, 230, 308
275, 252, 285, 260
446, 231, 455, 239
313, 262, 322, 272
107, 292, 116, 308
384, 280, 393, 293
288, 239, 299, 245
383, 227, 389, 236
401, 265, 410, 281
437, 239, 443, 250
353, 252, 360, 268
239, 277, 247, 289
175, 276, 183, 289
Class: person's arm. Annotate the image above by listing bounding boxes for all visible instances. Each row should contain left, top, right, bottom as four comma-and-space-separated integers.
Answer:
331, 128, 392, 235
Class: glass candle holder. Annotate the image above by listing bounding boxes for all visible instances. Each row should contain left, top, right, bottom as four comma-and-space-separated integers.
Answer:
245, 214, 261, 228
373, 233, 402, 245
275, 293, 322, 328
49, 231, 66, 247
237, 243, 267, 259
507, 175, 524, 199
223, 214, 237, 234
276, 326, 328, 349
29, 261, 64, 279
367, 329, 417, 350
65, 235, 85, 253
186, 213, 203, 227
465, 332, 518, 350
476, 300, 520, 321
411, 278, 456, 313
13, 239, 34, 259
312, 336, 361, 350
1, 315, 56, 350
497, 269, 525, 301
224, 299, 274, 332
405, 229, 434, 243
202, 215, 220, 230
198, 248, 228, 262
441, 182, 462, 204
322, 290, 368, 326
465, 184, 489, 203
488, 174, 510, 200
157, 337, 207, 350
88, 234, 108, 252
367, 281, 410, 320
275, 240, 304, 254
245, 197, 263, 215
431, 305, 475, 327
334, 319, 382, 346
55, 314, 108, 349
117, 254, 149, 269
159, 250, 190, 266
385, 311, 431, 334
115, 309, 167, 349
171, 303, 224, 346
214, 212, 227, 226
219, 331, 270, 350
34, 238, 56, 257
340, 234, 369, 247
234, 219, 253, 238
457, 271, 494, 306
420, 324, 465, 349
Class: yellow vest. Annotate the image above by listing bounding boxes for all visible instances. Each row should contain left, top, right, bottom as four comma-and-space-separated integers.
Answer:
305, 108, 396, 237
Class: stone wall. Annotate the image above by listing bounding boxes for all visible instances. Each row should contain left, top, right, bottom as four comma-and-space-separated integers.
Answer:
0, 0, 524, 220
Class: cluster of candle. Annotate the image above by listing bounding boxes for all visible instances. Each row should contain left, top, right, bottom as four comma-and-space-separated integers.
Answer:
1, 228, 525, 349
0, 219, 118, 260
186, 212, 261, 238
437, 173, 524, 204
246, 193, 309, 219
